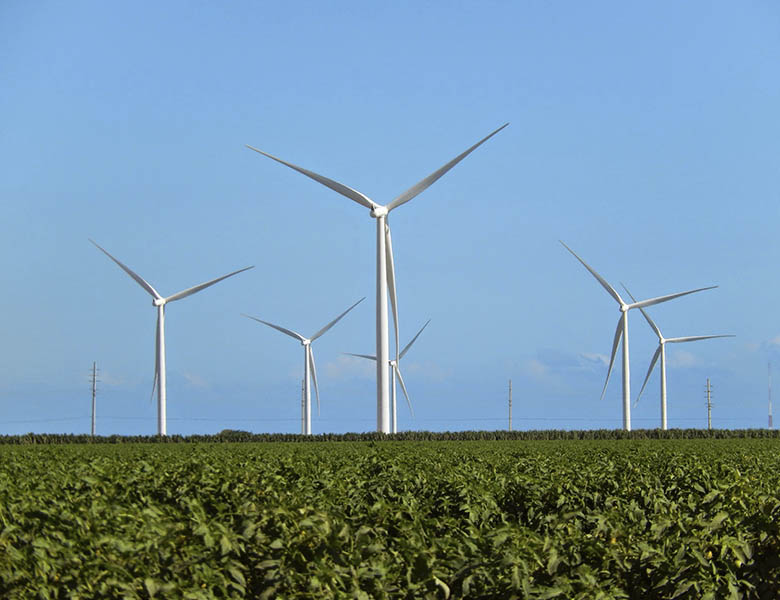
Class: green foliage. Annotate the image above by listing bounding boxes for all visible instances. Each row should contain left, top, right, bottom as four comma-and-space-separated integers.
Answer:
2, 428, 779, 445
0, 440, 778, 598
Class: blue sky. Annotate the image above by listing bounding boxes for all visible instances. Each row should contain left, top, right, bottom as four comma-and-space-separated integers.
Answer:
2, 1, 779, 435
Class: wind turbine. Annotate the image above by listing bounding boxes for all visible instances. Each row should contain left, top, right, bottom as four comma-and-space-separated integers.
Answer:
247, 123, 507, 433
242, 297, 365, 435
90, 239, 254, 436
623, 284, 733, 430
560, 241, 716, 430
346, 319, 430, 434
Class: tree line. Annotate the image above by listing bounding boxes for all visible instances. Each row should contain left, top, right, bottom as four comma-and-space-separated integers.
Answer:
1, 428, 779, 444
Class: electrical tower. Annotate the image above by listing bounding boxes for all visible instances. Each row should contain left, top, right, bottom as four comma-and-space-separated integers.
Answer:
508, 379, 512, 431
90, 362, 100, 436
705, 378, 713, 430
769, 362, 773, 429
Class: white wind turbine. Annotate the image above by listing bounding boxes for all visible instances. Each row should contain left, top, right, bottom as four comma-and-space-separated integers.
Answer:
346, 319, 430, 434
242, 297, 364, 435
90, 239, 254, 436
561, 241, 716, 431
622, 284, 733, 430
247, 123, 507, 433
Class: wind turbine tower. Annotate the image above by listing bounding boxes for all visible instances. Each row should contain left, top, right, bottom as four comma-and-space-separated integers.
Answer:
247, 124, 507, 433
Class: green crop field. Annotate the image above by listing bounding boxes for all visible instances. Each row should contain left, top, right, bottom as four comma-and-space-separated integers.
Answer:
1, 439, 779, 599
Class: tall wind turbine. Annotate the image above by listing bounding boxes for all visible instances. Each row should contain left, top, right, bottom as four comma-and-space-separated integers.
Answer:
247, 123, 507, 433
346, 319, 430, 433
623, 285, 733, 430
560, 241, 716, 430
90, 239, 254, 436
242, 297, 364, 435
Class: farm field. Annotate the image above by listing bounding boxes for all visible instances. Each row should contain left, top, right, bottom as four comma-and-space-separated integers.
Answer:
1, 439, 779, 599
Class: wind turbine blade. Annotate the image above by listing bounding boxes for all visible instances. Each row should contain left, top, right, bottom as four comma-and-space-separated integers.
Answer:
166, 266, 254, 304
151, 313, 160, 403
241, 314, 306, 343
386, 123, 509, 212
400, 319, 431, 359
308, 346, 320, 416
245, 145, 377, 210
621, 283, 662, 340
560, 241, 624, 306
601, 318, 624, 401
635, 345, 662, 407
310, 297, 365, 342
89, 239, 162, 300
385, 222, 399, 362
667, 334, 735, 344
629, 285, 717, 310
394, 364, 413, 417
344, 352, 377, 361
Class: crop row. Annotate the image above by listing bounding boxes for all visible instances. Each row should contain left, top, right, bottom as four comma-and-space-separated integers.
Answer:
1, 440, 779, 598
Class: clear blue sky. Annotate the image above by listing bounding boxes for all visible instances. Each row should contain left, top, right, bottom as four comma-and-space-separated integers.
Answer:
2, 1, 778, 435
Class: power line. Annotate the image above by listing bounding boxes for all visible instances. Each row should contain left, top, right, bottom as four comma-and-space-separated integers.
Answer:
3, 417, 90, 424
0, 413, 767, 427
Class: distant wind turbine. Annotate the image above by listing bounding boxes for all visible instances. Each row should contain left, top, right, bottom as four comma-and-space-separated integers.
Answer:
242, 297, 365, 435
247, 123, 507, 433
560, 241, 716, 430
90, 239, 254, 436
623, 284, 733, 430
346, 319, 430, 433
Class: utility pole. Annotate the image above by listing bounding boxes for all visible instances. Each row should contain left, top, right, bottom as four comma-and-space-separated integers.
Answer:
769, 362, 773, 429
300, 377, 305, 435
91, 362, 99, 436
705, 378, 713, 430
508, 379, 513, 431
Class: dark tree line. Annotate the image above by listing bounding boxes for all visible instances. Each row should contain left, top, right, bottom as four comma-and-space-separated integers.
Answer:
1, 428, 778, 444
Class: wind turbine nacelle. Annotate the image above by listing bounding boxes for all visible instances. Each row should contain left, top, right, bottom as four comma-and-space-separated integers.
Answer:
370, 205, 388, 218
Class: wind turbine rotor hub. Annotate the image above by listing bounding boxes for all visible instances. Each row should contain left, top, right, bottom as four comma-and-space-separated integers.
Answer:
370, 205, 388, 218
153, 298, 166, 307
302, 339, 311, 347
619, 304, 628, 313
